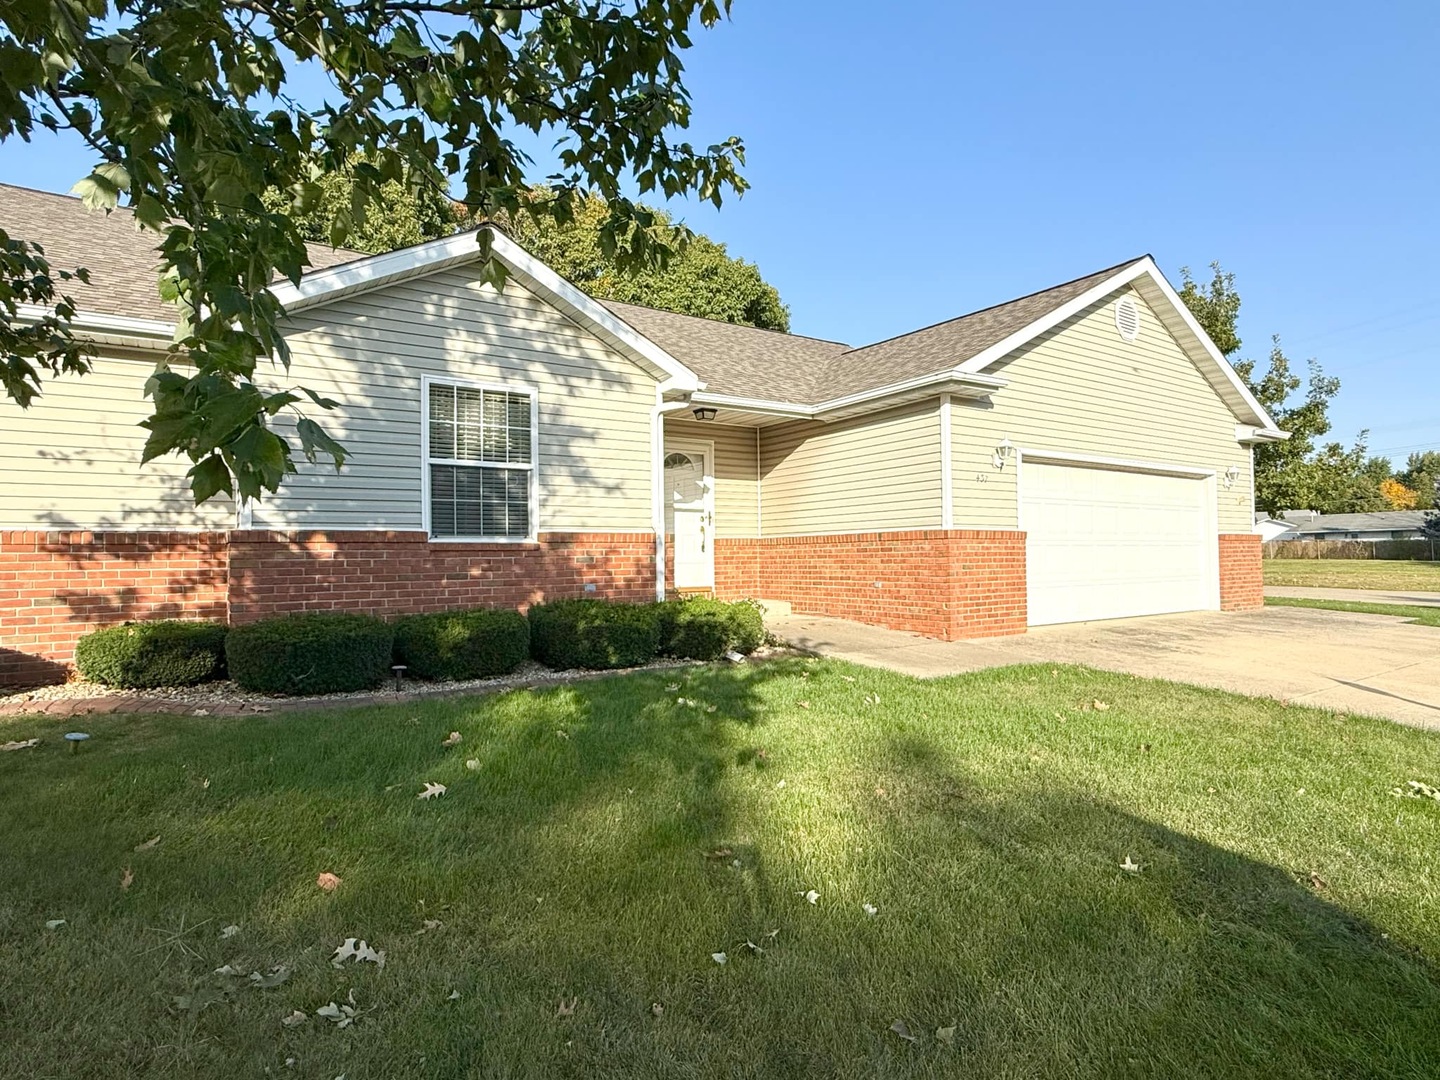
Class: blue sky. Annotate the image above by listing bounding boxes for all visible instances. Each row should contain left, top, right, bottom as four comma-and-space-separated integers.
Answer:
5, 1, 1437, 465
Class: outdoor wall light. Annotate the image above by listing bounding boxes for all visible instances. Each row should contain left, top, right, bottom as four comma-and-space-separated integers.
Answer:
692, 406, 718, 421
1224, 464, 1241, 489
992, 438, 1016, 470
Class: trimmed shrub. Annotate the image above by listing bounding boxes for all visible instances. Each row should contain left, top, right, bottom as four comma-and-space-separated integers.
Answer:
392, 608, 530, 681
528, 599, 661, 670
74, 620, 228, 689
226, 612, 394, 695
656, 597, 766, 660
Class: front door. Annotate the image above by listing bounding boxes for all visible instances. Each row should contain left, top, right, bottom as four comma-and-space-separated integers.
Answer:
664, 443, 714, 590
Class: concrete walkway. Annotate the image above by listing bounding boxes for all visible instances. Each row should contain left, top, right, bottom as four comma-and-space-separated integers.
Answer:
1265, 585, 1440, 608
769, 606, 1440, 730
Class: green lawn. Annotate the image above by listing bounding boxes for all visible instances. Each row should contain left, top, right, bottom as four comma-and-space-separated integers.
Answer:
3, 661, 1439, 1079
1264, 557, 1440, 591
1266, 596, 1440, 626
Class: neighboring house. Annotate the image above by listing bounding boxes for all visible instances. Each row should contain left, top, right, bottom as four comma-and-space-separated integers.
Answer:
1254, 516, 1299, 543
0, 184, 1286, 685
1278, 510, 1431, 541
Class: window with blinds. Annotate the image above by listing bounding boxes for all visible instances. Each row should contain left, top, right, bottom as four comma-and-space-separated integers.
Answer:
426, 381, 535, 539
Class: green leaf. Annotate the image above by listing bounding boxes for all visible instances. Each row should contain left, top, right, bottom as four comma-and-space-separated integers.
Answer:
296, 417, 347, 469
187, 455, 233, 502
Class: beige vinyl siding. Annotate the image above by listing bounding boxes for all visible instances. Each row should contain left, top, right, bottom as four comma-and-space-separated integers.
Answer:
663, 418, 758, 538
0, 353, 234, 529
951, 286, 1253, 532
760, 403, 942, 535
258, 268, 657, 532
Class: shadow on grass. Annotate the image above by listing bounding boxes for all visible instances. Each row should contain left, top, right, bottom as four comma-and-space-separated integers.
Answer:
0, 658, 1437, 1078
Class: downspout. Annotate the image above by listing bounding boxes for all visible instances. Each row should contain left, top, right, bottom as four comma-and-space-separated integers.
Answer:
651, 392, 693, 600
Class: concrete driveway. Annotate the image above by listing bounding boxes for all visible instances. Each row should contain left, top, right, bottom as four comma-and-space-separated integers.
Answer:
769, 606, 1440, 730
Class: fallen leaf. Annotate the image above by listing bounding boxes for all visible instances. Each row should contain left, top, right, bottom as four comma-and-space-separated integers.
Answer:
134, 836, 161, 852
219, 924, 241, 939
316, 872, 343, 892
1092, 700, 1111, 711
415, 919, 443, 935
120, 867, 134, 891
214, 964, 242, 976
1120, 856, 1142, 874
797, 701, 811, 709
447, 989, 461, 1001
711, 952, 728, 965
465, 759, 481, 771
802, 889, 820, 905
890, 1019, 918, 1043
936, 1025, 957, 1045
441, 731, 462, 748
556, 996, 577, 1018
2, 738, 40, 751
417, 782, 447, 800
863, 693, 881, 706
704, 847, 734, 861
1139, 743, 1152, 753
192, 708, 210, 717
840, 675, 856, 683
45, 919, 66, 930
1308, 871, 1329, 890
280, 1010, 307, 1028
650, 1001, 664, 1018
862, 902, 878, 917
664, 683, 680, 692
555, 729, 570, 740
249, 965, 292, 989
316, 1001, 359, 1028
331, 938, 386, 969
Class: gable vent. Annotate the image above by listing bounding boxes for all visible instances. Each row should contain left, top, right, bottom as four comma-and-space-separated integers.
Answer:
1114, 296, 1141, 341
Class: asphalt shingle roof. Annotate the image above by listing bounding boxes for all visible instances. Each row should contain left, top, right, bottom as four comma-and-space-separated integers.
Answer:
0, 183, 363, 323
2, 182, 1144, 407
1280, 511, 1431, 533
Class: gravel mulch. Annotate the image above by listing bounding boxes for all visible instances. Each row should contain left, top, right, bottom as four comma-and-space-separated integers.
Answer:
0, 656, 723, 719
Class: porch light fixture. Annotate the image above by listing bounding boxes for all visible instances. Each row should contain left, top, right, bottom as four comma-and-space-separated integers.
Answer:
1224, 464, 1241, 489
992, 438, 1015, 470
692, 406, 718, 421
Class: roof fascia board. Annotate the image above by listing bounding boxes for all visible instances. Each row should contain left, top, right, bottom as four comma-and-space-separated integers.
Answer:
954, 256, 1284, 433
268, 228, 700, 392
1235, 423, 1290, 444
1134, 259, 1280, 430
952, 262, 1152, 376
692, 371, 1008, 424
16, 302, 176, 341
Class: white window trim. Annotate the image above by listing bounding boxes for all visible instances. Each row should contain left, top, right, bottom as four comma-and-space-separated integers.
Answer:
419, 374, 540, 543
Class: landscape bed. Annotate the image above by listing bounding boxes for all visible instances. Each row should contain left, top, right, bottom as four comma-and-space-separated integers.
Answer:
2, 661, 1438, 1078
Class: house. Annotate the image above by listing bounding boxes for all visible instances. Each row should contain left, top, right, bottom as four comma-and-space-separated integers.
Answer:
0, 184, 1286, 685
1254, 516, 1299, 543
1278, 510, 1431, 541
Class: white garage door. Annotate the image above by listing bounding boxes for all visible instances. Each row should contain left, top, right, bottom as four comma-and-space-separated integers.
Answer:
1023, 459, 1216, 626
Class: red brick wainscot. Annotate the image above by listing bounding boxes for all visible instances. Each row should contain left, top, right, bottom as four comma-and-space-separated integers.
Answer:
0, 530, 229, 686
0, 529, 657, 687
1218, 532, 1264, 611
711, 529, 1027, 641
227, 531, 656, 623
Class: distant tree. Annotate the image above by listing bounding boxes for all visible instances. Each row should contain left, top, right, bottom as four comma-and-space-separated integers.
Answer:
1178, 264, 1375, 515
1398, 451, 1440, 510
1423, 507, 1440, 544
1177, 263, 1242, 358
1380, 477, 1419, 510
261, 162, 458, 254
497, 190, 790, 331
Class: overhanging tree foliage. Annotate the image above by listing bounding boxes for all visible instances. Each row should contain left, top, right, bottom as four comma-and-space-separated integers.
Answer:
0, 0, 745, 504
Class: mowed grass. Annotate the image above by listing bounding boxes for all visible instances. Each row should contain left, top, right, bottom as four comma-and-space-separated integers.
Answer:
1266, 595, 1440, 627
1264, 557, 1440, 591
2, 661, 1439, 1079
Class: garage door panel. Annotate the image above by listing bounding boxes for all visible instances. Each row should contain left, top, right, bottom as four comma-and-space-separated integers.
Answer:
1024, 460, 1214, 626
